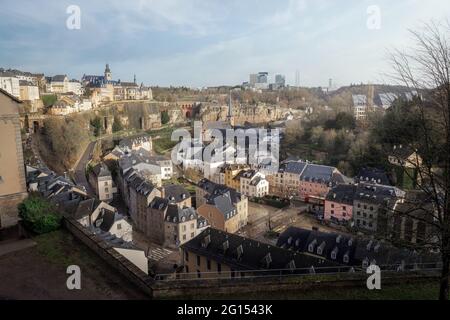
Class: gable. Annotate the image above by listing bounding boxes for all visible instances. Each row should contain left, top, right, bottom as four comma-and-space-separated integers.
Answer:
0, 89, 21, 116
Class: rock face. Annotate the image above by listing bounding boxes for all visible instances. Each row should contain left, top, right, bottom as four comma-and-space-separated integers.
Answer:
198, 103, 288, 124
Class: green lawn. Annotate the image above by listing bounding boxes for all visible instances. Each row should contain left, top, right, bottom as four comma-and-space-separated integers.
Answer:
34, 229, 100, 267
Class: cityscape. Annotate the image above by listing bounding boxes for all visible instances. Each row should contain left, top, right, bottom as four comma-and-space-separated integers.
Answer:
1, 0, 450, 309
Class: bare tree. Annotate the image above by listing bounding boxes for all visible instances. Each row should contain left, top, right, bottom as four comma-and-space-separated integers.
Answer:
387, 20, 450, 300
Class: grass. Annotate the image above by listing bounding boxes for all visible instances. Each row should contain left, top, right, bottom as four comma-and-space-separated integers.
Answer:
34, 229, 100, 267
175, 279, 443, 300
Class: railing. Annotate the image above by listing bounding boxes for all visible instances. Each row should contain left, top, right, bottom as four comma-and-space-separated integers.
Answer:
154, 262, 441, 282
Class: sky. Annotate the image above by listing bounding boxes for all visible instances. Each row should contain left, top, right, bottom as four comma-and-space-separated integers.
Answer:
1, 0, 450, 88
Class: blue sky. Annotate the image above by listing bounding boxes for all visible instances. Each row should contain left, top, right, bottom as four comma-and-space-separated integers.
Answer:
1, 0, 450, 87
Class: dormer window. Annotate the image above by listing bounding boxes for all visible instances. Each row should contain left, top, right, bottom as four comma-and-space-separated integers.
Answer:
331, 247, 338, 260
201, 235, 211, 248
262, 253, 272, 268
308, 239, 317, 253
343, 252, 350, 263
287, 237, 293, 245
222, 240, 229, 253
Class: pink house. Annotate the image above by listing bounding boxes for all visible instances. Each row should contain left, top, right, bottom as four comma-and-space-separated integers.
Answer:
324, 184, 356, 223
299, 164, 345, 201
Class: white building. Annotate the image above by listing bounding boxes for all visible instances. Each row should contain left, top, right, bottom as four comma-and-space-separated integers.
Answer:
352, 94, 368, 120
19, 80, 39, 101
239, 170, 269, 198
0, 76, 20, 98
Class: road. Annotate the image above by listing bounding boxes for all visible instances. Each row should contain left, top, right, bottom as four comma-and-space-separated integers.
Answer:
73, 141, 96, 196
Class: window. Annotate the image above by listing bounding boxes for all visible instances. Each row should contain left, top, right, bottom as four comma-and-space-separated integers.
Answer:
331, 204, 334, 208
185, 250, 189, 261
197, 255, 201, 266
217, 263, 222, 273
185, 266, 189, 273
105, 187, 109, 192
331, 210, 334, 215
197, 270, 201, 278
191, 223, 195, 229
191, 232, 195, 238
207, 259, 211, 270
104, 181, 108, 186
343, 206, 346, 211
182, 225, 187, 232
183, 234, 187, 241
117, 223, 121, 230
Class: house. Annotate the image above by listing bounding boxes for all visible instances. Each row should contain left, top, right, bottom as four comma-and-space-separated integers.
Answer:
266, 161, 307, 199
91, 203, 132, 242
46, 75, 69, 93
19, 80, 39, 101
324, 184, 357, 223
238, 170, 269, 198
355, 167, 391, 185
119, 135, 152, 153
277, 227, 438, 269
352, 94, 368, 120
196, 186, 248, 234
0, 73, 20, 98
299, 163, 344, 201
224, 164, 249, 191
0, 89, 28, 229
388, 145, 422, 169
118, 148, 172, 181
162, 184, 192, 208
387, 191, 436, 246
181, 228, 341, 278
146, 197, 208, 247
353, 183, 405, 234
88, 163, 117, 202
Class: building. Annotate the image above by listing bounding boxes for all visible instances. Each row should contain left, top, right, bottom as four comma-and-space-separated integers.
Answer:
353, 183, 405, 234
388, 145, 423, 169
224, 164, 249, 191
352, 94, 368, 121
355, 167, 391, 185
324, 184, 357, 223
181, 228, 341, 278
277, 227, 437, 269
299, 163, 345, 201
238, 170, 269, 198
0, 89, 28, 229
119, 135, 152, 153
19, 80, 39, 101
267, 161, 307, 199
118, 148, 173, 181
146, 197, 209, 248
90, 202, 133, 242
83, 64, 152, 102
162, 184, 192, 208
196, 181, 248, 234
88, 163, 117, 202
0, 75, 20, 98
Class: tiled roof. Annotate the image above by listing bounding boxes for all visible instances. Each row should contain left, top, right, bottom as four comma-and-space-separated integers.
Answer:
182, 228, 341, 272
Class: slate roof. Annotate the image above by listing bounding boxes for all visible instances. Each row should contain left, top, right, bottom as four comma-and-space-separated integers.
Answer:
277, 227, 439, 268
283, 161, 307, 175
165, 204, 198, 224
50, 75, 67, 82
352, 94, 367, 106
149, 196, 169, 211
92, 163, 111, 178
325, 184, 357, 205
164, 184, 190, 204
354, 183, 404, 205
300, 163, 336, 183
182, 228, 341, 273
356, 167, 390, 185
197, 179, 242, 204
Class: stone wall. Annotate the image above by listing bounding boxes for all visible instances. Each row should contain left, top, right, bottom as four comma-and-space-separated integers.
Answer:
0, 192, 28, 229
63, 216, 154, 296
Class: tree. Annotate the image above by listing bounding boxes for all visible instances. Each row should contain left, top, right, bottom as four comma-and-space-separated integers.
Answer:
18, 194, 62, 234
161, 110, 170, 125
90, 116, 102, 137
387, 21, 450, 300
112, 115, 123, 133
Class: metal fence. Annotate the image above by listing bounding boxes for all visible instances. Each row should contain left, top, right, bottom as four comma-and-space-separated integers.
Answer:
154, 262, 441, 282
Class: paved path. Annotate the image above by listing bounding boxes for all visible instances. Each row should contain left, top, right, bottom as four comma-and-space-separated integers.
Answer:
0, 239, 36, 257
73, 141, 96, 197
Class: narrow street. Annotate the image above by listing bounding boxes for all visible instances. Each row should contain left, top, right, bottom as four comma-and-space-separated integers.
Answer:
73, 141, 96, 197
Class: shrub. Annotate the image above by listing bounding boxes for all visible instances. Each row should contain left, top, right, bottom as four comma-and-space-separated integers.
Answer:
18, 194, 62, 234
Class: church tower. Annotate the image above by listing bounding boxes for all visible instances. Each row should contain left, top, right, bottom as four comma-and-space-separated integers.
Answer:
227, 91, 235, 127
104, 63, 112, 81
